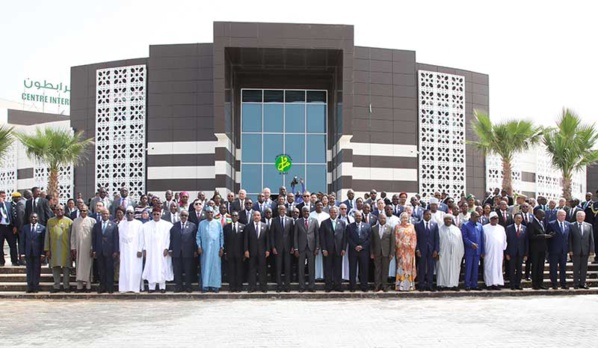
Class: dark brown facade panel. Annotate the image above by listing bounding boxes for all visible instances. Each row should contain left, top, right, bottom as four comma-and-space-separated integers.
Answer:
471, 72, 489, 85
215, 174, 235, 190
392, 50, 416, 62
352, 155, 418, 170
354, 94, 393, 109
392, 97, 417, 111
148, 68, 214, 82
147, 154, 215, 167
351, 179, 419, 193
392, 61, 416, 74
392, 73, 416, 87
7, 110, 69, 126
354, 82, 393, 97
353, 106, 394, 121
214, 147, 235, 165
472, 83, 489, 96
353, 118, 393, 133
354, 46, 393, 61
393, 120, 417, 134
148, 80, 214, 94
392, 85, 417, 99
149, 43, 213, 58
147, 179, 215, 192
354, 70, 392, 85
521, 171, 536, 183
17, 168, 33, 179
393, 109, 418, 122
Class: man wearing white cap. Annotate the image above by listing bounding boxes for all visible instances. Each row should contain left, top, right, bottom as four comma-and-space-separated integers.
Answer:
428, 198, 446, 225
119, 206, 145, 293
483, 212, 507, 290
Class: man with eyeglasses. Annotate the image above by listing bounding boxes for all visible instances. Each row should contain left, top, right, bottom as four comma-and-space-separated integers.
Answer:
188, 200, 206, 226
70, 205, 96, 292
118, 206, 145, 293
169, 209, 196, 293
298, 191, 315, 213
239, 199, 254, 225
142, 207, 174, 293
44, 204, 74, 293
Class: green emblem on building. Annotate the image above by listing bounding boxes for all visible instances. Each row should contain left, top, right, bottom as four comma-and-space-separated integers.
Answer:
275, 154, 292, 174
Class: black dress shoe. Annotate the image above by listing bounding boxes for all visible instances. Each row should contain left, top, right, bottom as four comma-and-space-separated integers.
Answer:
26, 289, 33, 293
552, 286, 558, 290
308, 289, 316, 293
185, 289, 192, 293
574, 286, 579, 289
148, 290, 155, 294
298, 289, 305, 293
284, 289, 291, 293
261, 290, 267, 293
174, 289, 183, 293
582, 285, 590, 289
465, 287, 471, 291
473, 287, 482, 291
539, 285, 547, 290
50, 289, 60, 293
561, 286, 569, 290
160, 289, 166, 293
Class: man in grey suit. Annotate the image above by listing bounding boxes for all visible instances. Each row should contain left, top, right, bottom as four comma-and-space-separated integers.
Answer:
110, 187, 136, 217
162, 201, 181, 224
90, 187, 112, 215
294, 206, 319, 292
370, 214, 395, 292
569, 211, 595, 289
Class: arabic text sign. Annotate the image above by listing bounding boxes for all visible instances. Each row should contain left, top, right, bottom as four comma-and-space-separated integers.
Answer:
22, 79, 70, 106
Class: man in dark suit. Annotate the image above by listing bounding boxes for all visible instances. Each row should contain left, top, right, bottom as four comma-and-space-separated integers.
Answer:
293, 207, 319, 292
341, 190, 355, 211
19, 213, 45, 292
224, 211, 245, 292
238, 199, 254, 225
90, 187, 112, 215
10, 192, 26, 265
244, 210, 270, 293
231, 189, 247, 213
24, 187, 52, 228
565, 199, 583, 223
505, 213, 528, 290
270, 204, 294, 292
362, 203, 377, 227
415, 210, 439, 291
319, 206, 347, 292
188, 200, 206, 226
496, 200, 514, 228
92, 208, 119, 293
297, 191, 315, 213
569, 211, 595, 289
347, 211, 371, 292
547, 210, 570, 289
168, 210, 196, 293
0, 190, 17, 266
370, 214, 395, 292
528, 208, 551, 290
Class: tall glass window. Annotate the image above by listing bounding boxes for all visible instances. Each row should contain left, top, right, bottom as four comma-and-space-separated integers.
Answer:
241, 89, 327, 199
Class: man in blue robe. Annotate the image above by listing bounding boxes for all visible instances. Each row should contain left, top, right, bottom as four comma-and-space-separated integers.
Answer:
461, 211, 485, 290
197, 206, 224, 293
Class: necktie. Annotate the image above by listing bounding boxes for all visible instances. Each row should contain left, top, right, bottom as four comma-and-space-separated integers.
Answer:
516, 225, 520, 238
102, 222, 107, 234
379, 225, 384, 239
304, 219, 308, 229
578, 223, 582, 236
524, 214, 528, 224
197, 211, 201, 219
33, 223, 36, 231
281, 218, 285, 229
234, 223, 238, 233
426, 222, 429, 232
358, 223, 362, 238
255, 223, 259, 238
503, 211, 506, 222
121, 198, 126, 208
221, 216, 225, 226
331, 219, 336, 231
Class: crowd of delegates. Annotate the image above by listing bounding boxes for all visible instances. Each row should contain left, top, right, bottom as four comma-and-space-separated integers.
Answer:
2, 185, 598, 294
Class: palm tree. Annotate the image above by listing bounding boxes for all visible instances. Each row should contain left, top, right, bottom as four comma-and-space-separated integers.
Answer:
468, 110, 543, 195
0, 125, 15, 163
16, 127, 94, 199
543, 108, 598, 200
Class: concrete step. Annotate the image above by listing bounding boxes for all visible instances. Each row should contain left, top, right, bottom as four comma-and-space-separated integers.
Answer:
1, 278, 597, 293
1, 288, 598, 300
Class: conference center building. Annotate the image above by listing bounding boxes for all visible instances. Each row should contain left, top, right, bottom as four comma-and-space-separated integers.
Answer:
62, 20, 497, 202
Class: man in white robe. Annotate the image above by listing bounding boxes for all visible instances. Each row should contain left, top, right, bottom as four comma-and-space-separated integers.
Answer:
142, 207, 173, 293
483, 212, 507, 290
70, 205, 96, 292
310, 202, 329, 280
119, 206, 144, 293
436, 215, 464, 290
429, 198, 446, 225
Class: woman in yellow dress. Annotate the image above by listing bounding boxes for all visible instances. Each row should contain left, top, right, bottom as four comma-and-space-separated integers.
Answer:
395, 212, 417, 291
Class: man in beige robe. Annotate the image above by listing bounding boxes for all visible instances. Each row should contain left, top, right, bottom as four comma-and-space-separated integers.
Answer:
70, 205, 96, 292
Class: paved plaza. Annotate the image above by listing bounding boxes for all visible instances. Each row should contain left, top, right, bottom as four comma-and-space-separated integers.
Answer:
1, 295, 595, 347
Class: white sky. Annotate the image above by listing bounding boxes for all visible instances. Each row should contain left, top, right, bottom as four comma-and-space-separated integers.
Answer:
1, 0, 596, 126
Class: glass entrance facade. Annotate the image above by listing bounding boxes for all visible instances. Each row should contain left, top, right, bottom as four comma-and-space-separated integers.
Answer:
241, 89, 327, 198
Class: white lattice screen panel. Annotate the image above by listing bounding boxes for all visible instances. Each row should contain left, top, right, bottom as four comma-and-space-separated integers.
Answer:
484, 146, 586, 200
0, 143, 17, 195
33, 164, 74, 204
96, 65, 146, 200
485, 153, 522, 194
418, 71, 466, 201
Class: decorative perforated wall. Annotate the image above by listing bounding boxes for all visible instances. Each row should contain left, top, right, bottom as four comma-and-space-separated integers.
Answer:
0, 143, 17, 195
95, 65, 146, 200
485, 154, 522, 194
33, 164, 74, 204
418, 70, 466, 201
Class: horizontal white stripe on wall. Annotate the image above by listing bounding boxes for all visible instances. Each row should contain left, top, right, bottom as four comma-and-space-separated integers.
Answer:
342, 163, 418, 181
147, 141, 217, 155
214, 161, 234, 177
147, 166, 215, 180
